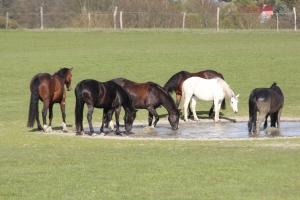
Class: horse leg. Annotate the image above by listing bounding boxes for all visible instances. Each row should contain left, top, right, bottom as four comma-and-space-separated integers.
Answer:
114, 107, 121, 135
256, 113, 266, 133
209, 101, 214, 117
191, 97, 199, 121
36, 113, 43, 131
46, 103, 53, 132
277, 108, 283, 128
183, 95, 191, 122
148, 112, 153, 127
148, 108, 159, 128
60, 101, 68, 133
176, 93, 181, 108
264, 114, 269, 129
213, 99, 221, 122
42, 101, 49, 131
86, 105, 95, 135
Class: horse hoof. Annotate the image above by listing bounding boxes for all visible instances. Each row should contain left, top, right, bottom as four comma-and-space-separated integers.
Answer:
46, 126, 52, 132
81, 131, 85, 136
63, 130, 68, 133
92, 133, 97, 137
100, 132, 105, 136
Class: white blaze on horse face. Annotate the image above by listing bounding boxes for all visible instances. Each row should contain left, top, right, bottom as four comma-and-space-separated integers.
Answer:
230, 96, 239, 113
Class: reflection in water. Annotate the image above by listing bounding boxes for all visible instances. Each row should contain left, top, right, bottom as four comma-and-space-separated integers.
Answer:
128, 122, 300, 139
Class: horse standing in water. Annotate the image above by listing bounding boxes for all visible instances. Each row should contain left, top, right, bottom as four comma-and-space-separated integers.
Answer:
27, 68, 73, 132
163, 70, 226, 117
182, 77, 239, 122
248, 83, 284, 133
111, 78, 179, 130
74, 79, 137, 136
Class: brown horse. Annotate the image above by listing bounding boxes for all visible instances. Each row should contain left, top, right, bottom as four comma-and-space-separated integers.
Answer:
111, 78, 179, 130
163, 70, 226, 117
248, 83, 284, 133
27, 68, 73, 132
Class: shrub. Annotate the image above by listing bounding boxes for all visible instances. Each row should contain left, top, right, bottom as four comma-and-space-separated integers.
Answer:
0, 16, 20, 29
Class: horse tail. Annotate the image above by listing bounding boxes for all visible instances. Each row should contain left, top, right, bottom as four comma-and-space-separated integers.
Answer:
248, 91, 257, 122
163, 71, 189, 94
219, 73, 226, 110
27, 77, 40, 128
75, 83, 85, 132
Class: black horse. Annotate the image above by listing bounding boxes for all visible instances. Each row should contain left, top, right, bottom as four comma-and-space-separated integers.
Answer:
75, 79, 137, 135
111, 78, 180, 130
248, 83, 284, 133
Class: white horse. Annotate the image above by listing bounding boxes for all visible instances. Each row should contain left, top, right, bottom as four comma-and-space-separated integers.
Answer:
182, 77, 239, 122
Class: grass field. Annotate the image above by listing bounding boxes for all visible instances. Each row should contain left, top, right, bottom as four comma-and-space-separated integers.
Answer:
0, 29, 300, 199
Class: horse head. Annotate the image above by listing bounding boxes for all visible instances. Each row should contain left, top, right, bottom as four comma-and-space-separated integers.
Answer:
168, 109, 180, 130
64, 68, 73, 91
230, 94, 239, 114
124, 108, 137, 132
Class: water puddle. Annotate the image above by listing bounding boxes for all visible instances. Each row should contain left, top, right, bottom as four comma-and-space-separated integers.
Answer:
88, 122, 300, 139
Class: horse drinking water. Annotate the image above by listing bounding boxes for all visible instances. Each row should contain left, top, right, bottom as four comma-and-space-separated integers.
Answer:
182, 77, 239, 122
27, 68, 73, 132
111, 78, 180, 130
74, 79, 137, 136
163, 70, 226, 117
248, 83, 284, 133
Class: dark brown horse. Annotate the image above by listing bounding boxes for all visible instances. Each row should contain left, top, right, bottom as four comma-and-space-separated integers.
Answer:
75, 79, 137, 135
248, 83, 284, 133
163, 70, 226, 117
111, 78, 179, 130
27, 68, 73, 132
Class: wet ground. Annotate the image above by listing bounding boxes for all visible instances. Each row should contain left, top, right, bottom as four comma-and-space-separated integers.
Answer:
84, 121, 300, 139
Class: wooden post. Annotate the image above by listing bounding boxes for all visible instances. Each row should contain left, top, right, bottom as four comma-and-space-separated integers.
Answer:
88, 12, 91, 32
6, 12, 8, 30
120, 11, 123, 30
293, 7, 297, 31
114, 6, 117, 29
217, 7, 220, 31
182, 12, 186, 32
276, 13, 279, 33
40, 7, 43, 30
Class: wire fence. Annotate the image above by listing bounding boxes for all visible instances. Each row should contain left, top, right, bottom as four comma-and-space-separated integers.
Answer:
0, 8, 298, 31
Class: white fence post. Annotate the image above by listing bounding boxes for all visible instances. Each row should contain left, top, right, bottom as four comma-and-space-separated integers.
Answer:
88, 12, 91, 31
293, 7, 297, 31
182, 12, 186, 32
120, 11, 123, 30
276, 13, 279, 33
114, 7, 118, 29
6, 12, 8, 30
217, 7, 220, 31
40, 7, 43, 30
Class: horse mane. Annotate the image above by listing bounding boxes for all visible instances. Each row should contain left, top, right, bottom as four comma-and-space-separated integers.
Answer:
54, 68, 70, 78
217, 78, 235, 99
163, 71, 190, 92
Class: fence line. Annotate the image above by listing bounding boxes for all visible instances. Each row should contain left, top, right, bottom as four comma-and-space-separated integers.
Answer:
1, 7, 297, 31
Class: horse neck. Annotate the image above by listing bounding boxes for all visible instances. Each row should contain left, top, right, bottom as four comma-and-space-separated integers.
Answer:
53, 74, 65, 87
160, 91, 177, 114
220, 80, 234, 99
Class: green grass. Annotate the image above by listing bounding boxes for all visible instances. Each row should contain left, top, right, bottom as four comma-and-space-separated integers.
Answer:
0, 29, 300, 199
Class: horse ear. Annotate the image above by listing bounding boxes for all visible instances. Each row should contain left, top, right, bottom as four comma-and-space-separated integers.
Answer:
69, 67, 73, 71
236, 94, 240, 98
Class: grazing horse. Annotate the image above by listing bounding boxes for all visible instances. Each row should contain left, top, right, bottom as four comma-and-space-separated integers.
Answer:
75, 79, 137, 135
163, 70, 226, 117
27, 68, 73, 132
248, 83, 284, 133
111, 78, 180, 130
182, 77, 239, 122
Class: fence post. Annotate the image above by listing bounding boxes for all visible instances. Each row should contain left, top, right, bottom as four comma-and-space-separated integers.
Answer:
6, 12, 8, 30
40, 7, 43, 30
120, 11, 123, 30
293, 7, 297, 31
217, 7, 220, 31
88, 12, 91, 32
276, 13, 279, 33
182, 12, 186, 32
114, 7, 118, 29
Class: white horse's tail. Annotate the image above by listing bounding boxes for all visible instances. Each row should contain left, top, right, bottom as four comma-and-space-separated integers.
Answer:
181, 89, 185, 112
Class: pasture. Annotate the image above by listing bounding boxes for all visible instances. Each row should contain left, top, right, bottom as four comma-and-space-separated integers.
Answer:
0, 29, 300, 199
